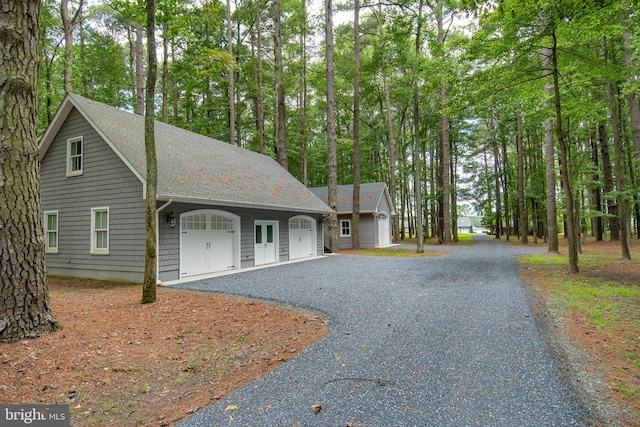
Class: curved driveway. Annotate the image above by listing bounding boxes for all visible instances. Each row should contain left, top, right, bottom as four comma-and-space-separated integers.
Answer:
176, 235, 591, 426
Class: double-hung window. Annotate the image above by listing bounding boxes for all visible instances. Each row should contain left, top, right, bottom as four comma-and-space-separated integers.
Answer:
340, 219, 351, 237
44, 211, 58, 253
66, 137, 83, 176
91, 207, 109, 254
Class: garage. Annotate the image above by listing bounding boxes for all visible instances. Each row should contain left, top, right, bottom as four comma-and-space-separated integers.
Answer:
180, 210, 240, 278
289, 216, 316, 260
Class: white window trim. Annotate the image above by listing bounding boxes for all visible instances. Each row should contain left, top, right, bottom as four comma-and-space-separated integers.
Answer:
340, 219, 351, 237
44, 211, 58, 254
66, 136, 83, 177
91, 207, 109, 255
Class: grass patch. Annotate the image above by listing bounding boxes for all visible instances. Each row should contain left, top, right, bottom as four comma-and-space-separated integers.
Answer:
517, 240, 640, 421
340, 247, 445, 257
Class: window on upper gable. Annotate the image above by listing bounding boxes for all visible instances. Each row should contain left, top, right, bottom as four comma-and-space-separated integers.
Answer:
44, 211, 58, 253
66, 137, 83, 176
340, 219, 351, 237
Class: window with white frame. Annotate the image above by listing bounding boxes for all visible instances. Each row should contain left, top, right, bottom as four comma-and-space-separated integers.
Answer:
340, 219, 351, 237
91, 207, 109, 254
66, 137, 83, 176
44, 211, 58, 253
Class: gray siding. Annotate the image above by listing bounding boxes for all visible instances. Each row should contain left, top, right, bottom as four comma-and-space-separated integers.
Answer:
158, 203, 324, 281
41, 108, 146, 282
337, 214, 376, 249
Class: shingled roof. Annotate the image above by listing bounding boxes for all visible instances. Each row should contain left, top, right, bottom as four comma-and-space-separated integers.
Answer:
309, 183, 394, 215
39, 94, 332, 214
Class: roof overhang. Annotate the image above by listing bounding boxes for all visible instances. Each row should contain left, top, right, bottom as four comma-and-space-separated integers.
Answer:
158, 194, 333, 215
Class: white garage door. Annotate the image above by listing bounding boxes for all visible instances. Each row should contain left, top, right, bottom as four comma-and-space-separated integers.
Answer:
289, 216, 316, 260
180, 210, 239, 278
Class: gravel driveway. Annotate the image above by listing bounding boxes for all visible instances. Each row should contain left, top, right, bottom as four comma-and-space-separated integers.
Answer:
174, 235, 592, 426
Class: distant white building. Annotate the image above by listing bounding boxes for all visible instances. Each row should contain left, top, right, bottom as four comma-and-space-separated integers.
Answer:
458, 217, 473, 234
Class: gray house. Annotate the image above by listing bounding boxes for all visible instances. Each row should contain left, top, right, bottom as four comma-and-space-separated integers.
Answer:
458, 217, 473, 234
310, 183, 395, 249
39, 94, 332, 283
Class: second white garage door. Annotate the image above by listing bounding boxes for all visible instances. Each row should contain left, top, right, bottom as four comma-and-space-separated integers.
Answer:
289, 216, 316, 260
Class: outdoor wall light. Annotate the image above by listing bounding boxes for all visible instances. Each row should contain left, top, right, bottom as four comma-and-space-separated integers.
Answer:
166, 212, 177, 228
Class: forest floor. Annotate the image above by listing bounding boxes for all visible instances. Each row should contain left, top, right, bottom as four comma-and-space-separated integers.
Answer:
0, 278, 329, 426
516, 236, 640, 425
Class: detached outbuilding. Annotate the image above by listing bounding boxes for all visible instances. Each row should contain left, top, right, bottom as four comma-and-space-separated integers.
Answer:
457, 217, 474, 234
310, 183, 395, 249
38, 94, 332, 283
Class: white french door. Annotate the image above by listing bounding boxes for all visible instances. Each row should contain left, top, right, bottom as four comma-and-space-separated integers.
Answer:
254, 220, 278, 266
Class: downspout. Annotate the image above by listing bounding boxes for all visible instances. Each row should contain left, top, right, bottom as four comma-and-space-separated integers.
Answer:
155, 199, 173, 284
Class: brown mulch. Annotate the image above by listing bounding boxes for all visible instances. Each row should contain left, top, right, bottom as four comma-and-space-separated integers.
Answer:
518, 237, 640, 425
0, 277, 329, 426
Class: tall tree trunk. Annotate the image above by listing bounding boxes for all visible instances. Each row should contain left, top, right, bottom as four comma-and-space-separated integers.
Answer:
542, 46, 558, 252
551, 32, 578, 273
325, 0, 338, 254
162, 23, 169, 123
255, 0, 265, 154
171, 41, 179, 126
142, 0, 158, 304
516, 108, 528, 244
274, 0, 287, 168
501, 137, 509, 240
623, 30, 640, 155
61, 0, 83, 94
493, 137, 501, 239
599, 123, 619, 240
1, 0, 60, 342
590, 130, 603, 241
413, 0, 424, 252
377, 5, 399, 243
352, 0, 361, 250
606, 77, 631, 259
135, 22, 144, 115
297, 10, 308, 185
227, 0, 236, 145
434, 2, 451, 244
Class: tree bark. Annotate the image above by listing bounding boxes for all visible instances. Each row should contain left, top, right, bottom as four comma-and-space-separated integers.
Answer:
542, 46, 558, 252
325, 0, 338, 254
351, 0, 361, 250
1, 0, 60, 342
297, 13, 308, 185
606, 77, 631, 259
255, 0, 265, 154
135, 21, 144, 115
142, 0, 158, 304
590, 130, 603, 241
377, 5, 399, 243
516, 108, 528, 244
599, 123, 619, 240
413, 0, 424, 253
227, 0, 236, 145
435, 1, 451, 244
274, 0, 287, 168
623, 30, 640, 155
162, 22, 169, 123
551, 32, 578, 273
61, 0, 83, 94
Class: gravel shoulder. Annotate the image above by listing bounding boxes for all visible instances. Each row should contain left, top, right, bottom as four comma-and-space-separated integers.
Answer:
174, 235, 595, 426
